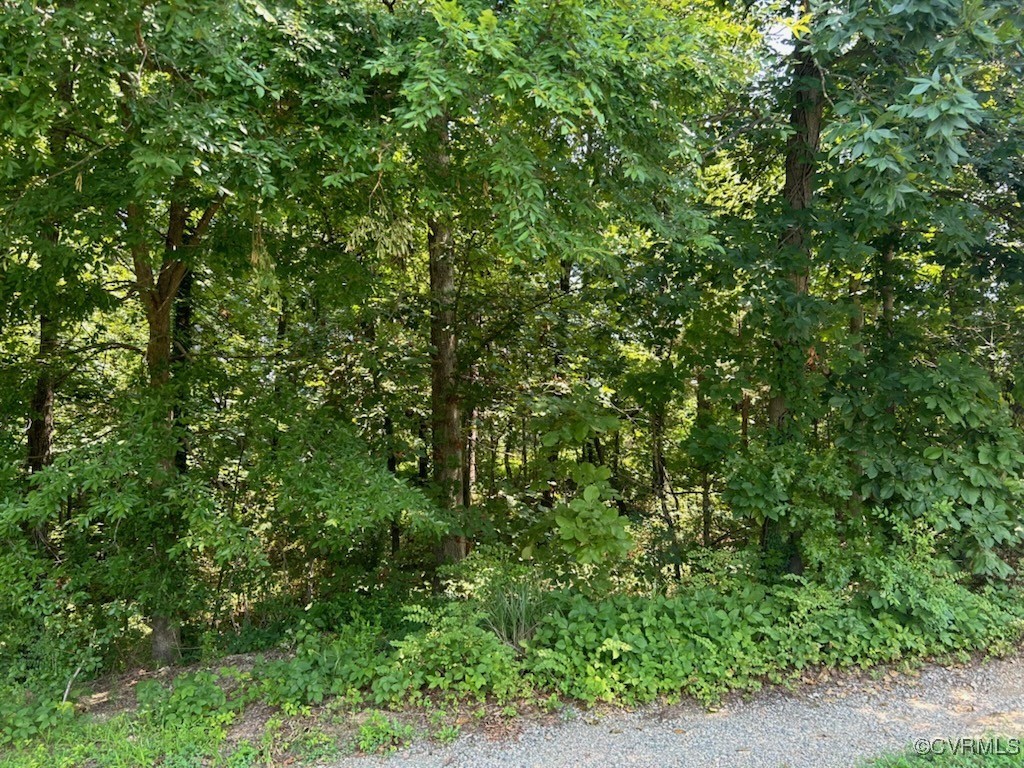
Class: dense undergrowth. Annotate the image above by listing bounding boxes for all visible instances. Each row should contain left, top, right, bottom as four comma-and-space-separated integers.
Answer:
3, 548, 1023, 765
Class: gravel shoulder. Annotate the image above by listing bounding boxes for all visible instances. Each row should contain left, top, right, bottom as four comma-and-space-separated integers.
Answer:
331, 654, 1024, 768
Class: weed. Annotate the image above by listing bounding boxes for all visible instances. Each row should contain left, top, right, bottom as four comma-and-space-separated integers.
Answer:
355, 711, 415, 754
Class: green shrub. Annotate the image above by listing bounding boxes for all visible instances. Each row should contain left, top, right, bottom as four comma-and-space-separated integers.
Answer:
355, 711, 416, 754
256, 617, 382, 708
524, 577, 1024, 705
136, 670, 237, 729
0, 690, 74, 748
371, 604, 523, 704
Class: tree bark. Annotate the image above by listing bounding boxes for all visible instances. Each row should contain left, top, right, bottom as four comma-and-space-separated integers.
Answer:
651, 405, 682, 579
879, 243, 895, 336
695, 380, 713, 548
417, 417, 430, 485
27, 315, 57, 477
26, 52, 72, 517
172, 268, 193, 473
430, 212, 465, 562
427, 116, 465, 564
128, 195, 221, 666
769, 34, 823, 425
763, 20, 823, 575
462, 403, 477, 510
385, 414, 400, 555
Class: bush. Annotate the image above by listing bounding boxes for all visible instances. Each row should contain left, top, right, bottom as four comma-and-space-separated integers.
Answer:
479, 576, 550, 653
256, 617, 383, 708
136, 670, 240, 729
0, 691, 74, 748
524, 575, 1024, 705
371, 604, 523, 704
355, 711, 416, 754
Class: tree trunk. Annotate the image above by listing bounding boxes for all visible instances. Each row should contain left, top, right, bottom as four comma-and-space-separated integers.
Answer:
702, 471, 712, 547
417, 417, 430, 485
763, 20, 823, 575
651, 406, 682, 578
172, 268, 193, 473
385, 414, 400, 555
27, 315, 57, 476
27, 55, 72, 511
695, 380, 713, 548
424, 114, 466, 564
462, 403, 477, 510
503, 420, 514, 481
129, 195, 221, 665
769, 35, 823, 428
429, 207, 465, 562
139, 204, 185, 666
150, 615, 181, 668
880, 243, 895, 336
520, 415, 528, 483
651, 408, 666, 497
740, 393, 750, 449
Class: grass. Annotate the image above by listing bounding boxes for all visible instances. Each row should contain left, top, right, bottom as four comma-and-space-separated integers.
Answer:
0, 668, 459, 768
0, 716, 231, 768
867, 738, 1024, 766
0, 697, 356, 768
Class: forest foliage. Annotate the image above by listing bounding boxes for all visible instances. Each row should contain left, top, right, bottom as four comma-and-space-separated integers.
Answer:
1, 0, 1024, 753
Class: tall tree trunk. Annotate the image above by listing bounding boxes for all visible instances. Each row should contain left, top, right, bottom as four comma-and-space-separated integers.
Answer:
763, 20, 823, 575
488, 422, 499, 496
879, 243, 895, 337
385, 414, 400, 555
651, 408, 666, 497
427, 115, 469, 564
702, 471, 712, 547
520, 415, 528, 483
172, 268, 192, 473
137, 202, 186, 666
740, 393, 750, 449
430, 213, 465, 562
695, 380, 713, 548
462, 404, 477, 510
26, 55, 72, 546
417, 417, 430, 485
427, 137, 466, 563
26, 315, 58, 551
129, 194, 221, 666
26, 315, 57, 477
503, 419, 514, 481
651, 405, 682, 579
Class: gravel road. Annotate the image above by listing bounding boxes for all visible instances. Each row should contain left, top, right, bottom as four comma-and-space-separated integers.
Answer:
331, 654, 1024, 768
